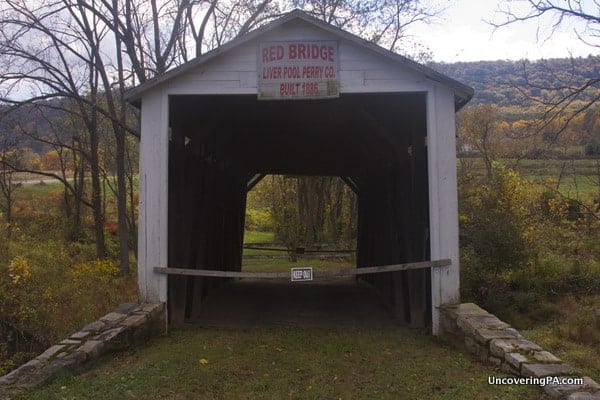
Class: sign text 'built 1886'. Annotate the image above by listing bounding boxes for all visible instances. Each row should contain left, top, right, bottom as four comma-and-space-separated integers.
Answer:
258, 41, 339, 100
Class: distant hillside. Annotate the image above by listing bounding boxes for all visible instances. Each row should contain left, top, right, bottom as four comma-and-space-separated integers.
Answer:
431, 56, 600, 107
0, 101, 66, 152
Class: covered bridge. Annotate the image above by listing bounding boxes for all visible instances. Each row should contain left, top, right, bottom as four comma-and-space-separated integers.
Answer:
126, 9, 473, 335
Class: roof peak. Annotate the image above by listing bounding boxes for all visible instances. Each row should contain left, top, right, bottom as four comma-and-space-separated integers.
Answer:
125, 9, 473, 108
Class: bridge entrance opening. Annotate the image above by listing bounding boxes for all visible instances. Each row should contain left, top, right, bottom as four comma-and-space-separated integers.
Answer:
166, 93, 431, 327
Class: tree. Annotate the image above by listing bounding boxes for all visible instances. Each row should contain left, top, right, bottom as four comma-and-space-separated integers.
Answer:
0, 0, 282, 271
1, 106, 104, 245
0, 145, 21, 228
0, 0, 142, 269
268, 175, 357, 253
1, 0, 443, 272
493, 0, 600, 137
457, 104, 505, 179
293, 0, 441, 57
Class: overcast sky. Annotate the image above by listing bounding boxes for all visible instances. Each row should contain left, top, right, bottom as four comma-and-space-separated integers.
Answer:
407, 0, 598, 62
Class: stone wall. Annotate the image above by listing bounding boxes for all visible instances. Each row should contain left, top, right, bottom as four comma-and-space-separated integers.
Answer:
0, 302, 165, 393
440, 303, 600, 400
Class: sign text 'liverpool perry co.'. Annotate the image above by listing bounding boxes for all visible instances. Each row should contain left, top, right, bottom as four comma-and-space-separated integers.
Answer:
258, 41, 340, 100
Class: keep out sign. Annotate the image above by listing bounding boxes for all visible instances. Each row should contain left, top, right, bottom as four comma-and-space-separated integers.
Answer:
258, 40, 340, 100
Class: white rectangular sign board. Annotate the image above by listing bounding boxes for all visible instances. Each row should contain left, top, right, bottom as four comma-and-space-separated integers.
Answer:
258, 41, 339, 100
291, 267, 313, 282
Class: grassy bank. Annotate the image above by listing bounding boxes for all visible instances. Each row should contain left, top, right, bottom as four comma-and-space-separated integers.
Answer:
521, 295, 600, 379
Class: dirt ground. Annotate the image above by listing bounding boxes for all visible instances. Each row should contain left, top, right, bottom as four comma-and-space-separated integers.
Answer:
194, 277, 400, 328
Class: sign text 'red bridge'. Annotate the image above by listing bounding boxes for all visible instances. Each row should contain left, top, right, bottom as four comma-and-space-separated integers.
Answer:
258, 40, 339, 100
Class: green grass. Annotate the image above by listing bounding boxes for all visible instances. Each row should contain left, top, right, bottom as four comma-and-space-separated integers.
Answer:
459, 157, 600, 199
242, 230, 280, 256
243, 257, 354, 272
243, 230, 275, 244
15, 181, 63, 197
520, 295, 600, 380
242, 230, 355, 271
18, 328, 546, 400
515, 158, 600, 199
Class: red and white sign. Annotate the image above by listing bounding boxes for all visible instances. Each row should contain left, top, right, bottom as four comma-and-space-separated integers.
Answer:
258, 40, 339, 100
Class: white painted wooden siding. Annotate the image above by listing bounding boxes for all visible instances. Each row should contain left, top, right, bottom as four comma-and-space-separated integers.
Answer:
138, 88, 169, 304
427, 83, 461, 336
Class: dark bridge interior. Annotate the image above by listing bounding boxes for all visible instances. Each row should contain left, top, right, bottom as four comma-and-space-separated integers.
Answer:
167, 93, 431, 327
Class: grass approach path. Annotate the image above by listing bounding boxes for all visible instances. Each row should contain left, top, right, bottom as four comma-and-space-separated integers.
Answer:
19, 278, 547, 399
18, 327, 547, 399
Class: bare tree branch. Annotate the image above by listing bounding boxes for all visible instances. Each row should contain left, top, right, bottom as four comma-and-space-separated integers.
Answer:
492, 0, 600, 140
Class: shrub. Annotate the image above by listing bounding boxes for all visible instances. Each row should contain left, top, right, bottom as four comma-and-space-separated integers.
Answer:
245, 208, 273, 232
0, 249, 136, 346
460, 159, 600, 330
460, 163, 533, 277
584, 138, 600, 156
539, 190, 582, 222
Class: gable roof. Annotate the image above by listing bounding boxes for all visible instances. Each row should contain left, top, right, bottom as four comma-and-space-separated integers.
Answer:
125, 9, 473, 109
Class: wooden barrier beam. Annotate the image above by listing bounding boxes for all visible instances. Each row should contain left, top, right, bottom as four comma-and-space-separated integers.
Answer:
153, 259, 451, 280
243, 245, 356, 253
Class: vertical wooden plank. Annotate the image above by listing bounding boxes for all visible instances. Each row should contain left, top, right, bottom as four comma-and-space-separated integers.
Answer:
392, 178, 410, 328
407, 106, 430, 328
138, 89, 168, 306
427, 84, 460, 336
237, 178, 248, 269
393, 164, 411, 324
382, 172, 398, 318
167, 126, 189, 326
407, 270, 427, 327
188, 146, 215, 321
391, 271, 407, 321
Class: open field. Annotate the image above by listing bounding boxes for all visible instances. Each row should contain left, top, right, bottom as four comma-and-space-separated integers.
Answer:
17, 327, 546, 400
515, 158, 600, 199
459, 157, 600, 199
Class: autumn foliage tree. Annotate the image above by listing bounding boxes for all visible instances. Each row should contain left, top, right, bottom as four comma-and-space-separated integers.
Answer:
265, 175, 357, 249
456, 104, 507, 178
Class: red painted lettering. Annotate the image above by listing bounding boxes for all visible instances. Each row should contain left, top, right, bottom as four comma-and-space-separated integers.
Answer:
324, 66, 335, 78
280, 82, 301, 96
298, 44, 306, 59
264, 45, 284, 63
266, 43, 335, 62
262, 66, 282, 79
310, 44, 319, 59
283, 66, 300, 79
286, 43, 335, 61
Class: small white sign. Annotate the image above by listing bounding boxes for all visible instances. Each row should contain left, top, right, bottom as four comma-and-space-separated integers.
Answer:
291, 267, 313, 282
258, 40, 339, 100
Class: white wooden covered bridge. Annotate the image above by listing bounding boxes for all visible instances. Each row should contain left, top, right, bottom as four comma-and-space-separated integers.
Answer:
125, 9, 473, 335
